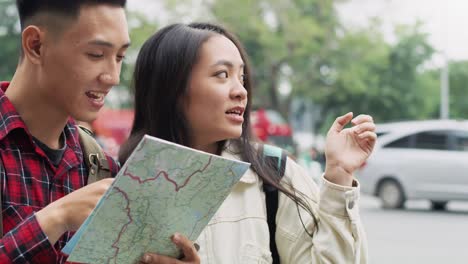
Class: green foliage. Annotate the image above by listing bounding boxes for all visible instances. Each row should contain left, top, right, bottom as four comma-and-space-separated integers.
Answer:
121, 11, 159, 93
0, 0, 20, 80
320, 23, 437, 129
382, 25, 437, 120
447, 61, 468, 119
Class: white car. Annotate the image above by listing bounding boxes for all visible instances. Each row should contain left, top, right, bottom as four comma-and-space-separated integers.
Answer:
358, 120, 468, 210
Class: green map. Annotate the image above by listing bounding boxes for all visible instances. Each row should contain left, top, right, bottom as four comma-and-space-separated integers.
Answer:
63, 135, 250, 263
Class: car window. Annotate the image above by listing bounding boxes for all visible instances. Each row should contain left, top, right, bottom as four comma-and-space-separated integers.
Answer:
384, 135, 412, 148
376, 132, 388, 137
413, 131, 449, 150
450, 130, 468, 151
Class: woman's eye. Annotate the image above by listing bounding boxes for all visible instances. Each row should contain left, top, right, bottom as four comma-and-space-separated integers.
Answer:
216, 71, 228, 78
240, 74, 246, 84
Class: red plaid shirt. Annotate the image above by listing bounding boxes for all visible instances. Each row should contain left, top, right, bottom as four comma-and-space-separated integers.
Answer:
0, 82, 119, 263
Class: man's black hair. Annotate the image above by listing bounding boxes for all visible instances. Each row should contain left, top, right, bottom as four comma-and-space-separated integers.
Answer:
16, 0, 127, 29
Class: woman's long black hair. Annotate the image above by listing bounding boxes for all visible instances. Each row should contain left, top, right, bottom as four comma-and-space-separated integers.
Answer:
119, 23, 317, 235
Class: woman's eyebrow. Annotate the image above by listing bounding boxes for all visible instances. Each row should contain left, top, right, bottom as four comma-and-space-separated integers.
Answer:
211, 60, 245, 69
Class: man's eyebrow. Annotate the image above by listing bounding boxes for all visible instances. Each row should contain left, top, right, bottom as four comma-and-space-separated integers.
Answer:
87, 40, 131, 49
211, 60, 245, 68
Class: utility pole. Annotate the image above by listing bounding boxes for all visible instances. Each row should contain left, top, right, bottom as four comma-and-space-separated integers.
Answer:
440, 55, 449, 119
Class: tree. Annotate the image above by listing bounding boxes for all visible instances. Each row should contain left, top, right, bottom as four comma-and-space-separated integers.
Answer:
381, 25, 437, 121
121, 11, 159, 95
319, 23, 438, 129
316, 21, 391, 130
0, 0, 20, 80
447, 61, 468, 119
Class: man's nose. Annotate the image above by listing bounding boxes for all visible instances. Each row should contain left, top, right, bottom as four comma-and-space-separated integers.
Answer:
100, 61, 121, 86
99, 72, 120, 86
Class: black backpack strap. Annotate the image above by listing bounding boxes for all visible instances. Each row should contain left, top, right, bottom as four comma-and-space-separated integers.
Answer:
261, 144, 287, 264
77, 125, 111, 184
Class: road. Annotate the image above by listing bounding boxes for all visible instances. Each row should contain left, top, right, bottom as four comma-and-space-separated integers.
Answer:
360, 195, 468, 264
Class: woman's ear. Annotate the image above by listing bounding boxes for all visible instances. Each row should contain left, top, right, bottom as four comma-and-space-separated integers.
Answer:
21, 26, 45, 65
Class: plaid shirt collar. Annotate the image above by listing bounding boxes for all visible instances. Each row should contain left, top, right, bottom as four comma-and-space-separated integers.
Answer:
0, 81, 83, 163
0, 81, 29, 140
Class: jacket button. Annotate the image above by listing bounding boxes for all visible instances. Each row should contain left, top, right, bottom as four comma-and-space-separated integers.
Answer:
348, 201, 355, 209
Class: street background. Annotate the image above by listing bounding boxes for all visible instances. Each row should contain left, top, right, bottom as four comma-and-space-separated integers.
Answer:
361, 195, 468, 264
1, 0, 468, 263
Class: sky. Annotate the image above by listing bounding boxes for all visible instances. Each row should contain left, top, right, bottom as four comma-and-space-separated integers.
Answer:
128, 0, 468, 62
336, 0, 468, 62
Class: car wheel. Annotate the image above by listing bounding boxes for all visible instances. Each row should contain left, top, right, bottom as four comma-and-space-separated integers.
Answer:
377, 179, 405, 209
430, 201, 448, 211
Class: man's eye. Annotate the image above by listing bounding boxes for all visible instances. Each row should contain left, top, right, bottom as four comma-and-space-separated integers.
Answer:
87, 53, 103, 58
117, 55, 126, 62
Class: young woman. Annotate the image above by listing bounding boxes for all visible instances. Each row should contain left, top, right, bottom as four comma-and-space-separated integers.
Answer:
119, 23, 376, 264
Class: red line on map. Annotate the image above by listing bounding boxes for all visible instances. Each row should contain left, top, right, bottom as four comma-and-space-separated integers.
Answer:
123, 156, 213, 192
108, 187, 133, 264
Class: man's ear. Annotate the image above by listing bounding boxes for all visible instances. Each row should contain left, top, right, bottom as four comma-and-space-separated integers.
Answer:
21, 26, 45, 65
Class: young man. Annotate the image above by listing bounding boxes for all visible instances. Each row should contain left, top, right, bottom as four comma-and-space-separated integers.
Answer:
0, 1, 199, 263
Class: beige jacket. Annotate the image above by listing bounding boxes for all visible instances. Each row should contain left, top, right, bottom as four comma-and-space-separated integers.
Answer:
196, 148, 368, 264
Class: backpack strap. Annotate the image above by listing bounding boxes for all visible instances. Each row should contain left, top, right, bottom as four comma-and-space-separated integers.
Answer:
261, 144, 287, 264
77, 125, 112, 184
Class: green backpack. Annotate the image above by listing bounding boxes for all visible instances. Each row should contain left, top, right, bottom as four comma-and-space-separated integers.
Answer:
76, 125, 113, 183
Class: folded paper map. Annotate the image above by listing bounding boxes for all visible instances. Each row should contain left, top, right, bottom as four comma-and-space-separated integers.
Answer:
63, 135, 250, 263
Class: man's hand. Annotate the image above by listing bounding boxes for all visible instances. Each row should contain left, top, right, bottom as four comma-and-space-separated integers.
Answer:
140, 233, 200, 264
324, 112, 376, 186
35, 178, 114, 244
